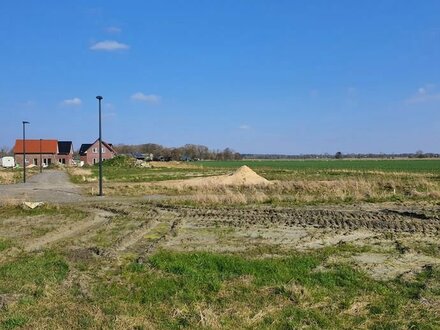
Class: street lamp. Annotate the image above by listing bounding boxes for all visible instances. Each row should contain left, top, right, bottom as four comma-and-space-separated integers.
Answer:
22, 121, 30, 183
96, 95, 103, 196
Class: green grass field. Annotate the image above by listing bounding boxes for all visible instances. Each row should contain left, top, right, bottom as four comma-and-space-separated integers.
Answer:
198, 159, 440, 173
1, 246, 439, 329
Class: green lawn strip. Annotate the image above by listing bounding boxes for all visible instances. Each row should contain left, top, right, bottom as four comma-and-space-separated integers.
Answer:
91, 248, 440, 329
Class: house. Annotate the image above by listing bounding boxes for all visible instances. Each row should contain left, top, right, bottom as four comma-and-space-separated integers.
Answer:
14, 139, 58, 167
56, 141, 74, 165
79, 139, 116, 165
13, 139, 75, 167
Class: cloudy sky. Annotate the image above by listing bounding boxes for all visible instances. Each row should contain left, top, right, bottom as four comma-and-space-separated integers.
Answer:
1, 1, 439, 154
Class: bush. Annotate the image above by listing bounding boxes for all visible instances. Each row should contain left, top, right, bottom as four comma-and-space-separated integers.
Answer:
101, 155, 137, 168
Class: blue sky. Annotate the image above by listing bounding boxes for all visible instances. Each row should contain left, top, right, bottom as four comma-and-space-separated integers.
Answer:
1, 1, 439, 154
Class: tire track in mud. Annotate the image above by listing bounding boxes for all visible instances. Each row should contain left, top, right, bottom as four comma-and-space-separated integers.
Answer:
90, 204, 183, 259
113, 208, 163, 252
44, 202, 439, 263
173, 207, 440, 235
23, 209, 116, 252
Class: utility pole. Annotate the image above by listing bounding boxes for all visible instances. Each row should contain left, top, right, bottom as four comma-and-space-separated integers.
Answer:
96, 96, 103, 196
39, 138, 42, 173
22, 121, 30, 183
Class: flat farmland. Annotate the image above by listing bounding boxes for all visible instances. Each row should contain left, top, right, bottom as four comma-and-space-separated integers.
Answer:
199, 159, 440, 173
1, 159, 440, 329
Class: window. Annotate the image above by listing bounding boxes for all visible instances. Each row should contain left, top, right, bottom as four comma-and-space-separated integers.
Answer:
33, 158, 38, 165
102, 148, 106, 153
93, 148, 97, 153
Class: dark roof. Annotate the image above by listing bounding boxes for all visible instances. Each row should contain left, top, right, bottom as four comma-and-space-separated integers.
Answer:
79, 140, 116, 156
79, 144, 92, 156
58, 141, 73, 155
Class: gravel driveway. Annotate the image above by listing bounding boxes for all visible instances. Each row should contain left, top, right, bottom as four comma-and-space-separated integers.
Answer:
0, 170, 83, 203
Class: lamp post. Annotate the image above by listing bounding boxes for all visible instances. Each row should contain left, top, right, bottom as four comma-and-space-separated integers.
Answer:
39, 138, 42, 173
22, 121, 30, 183
96, 95, 103, 196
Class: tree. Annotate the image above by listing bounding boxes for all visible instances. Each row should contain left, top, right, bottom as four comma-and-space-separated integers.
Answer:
335, 151, 343, 159
415, 150, 424, 159
0, 146, 11, 156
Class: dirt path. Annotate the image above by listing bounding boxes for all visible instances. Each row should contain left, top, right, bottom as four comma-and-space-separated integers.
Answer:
0, 170, 83, 203
24, 209, 115, 252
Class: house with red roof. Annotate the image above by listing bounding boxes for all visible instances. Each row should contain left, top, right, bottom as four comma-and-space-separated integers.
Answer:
14, 139, 74, 167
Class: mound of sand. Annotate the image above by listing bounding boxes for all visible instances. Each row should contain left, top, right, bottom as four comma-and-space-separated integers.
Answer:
214, 165, 270, 186
163, 165, 270, 188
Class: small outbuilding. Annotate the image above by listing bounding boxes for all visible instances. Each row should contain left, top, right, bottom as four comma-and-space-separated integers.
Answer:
1, 156, 15, 168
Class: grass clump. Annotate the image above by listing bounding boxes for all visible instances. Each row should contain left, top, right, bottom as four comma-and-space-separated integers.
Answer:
0, 239, 13, 252
0, 251, 69, 295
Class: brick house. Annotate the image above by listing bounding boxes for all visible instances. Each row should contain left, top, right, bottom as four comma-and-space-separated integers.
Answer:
56, 141, 74, 165
14, 139, 69, 167
79, 139, 116, 165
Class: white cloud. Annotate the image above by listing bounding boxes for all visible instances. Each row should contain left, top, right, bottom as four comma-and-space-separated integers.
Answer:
406, 84, 440, 104
62, 97, 82, 106
131, 92, 161, 104
106, 26, 121, 34
239, 124, 250, 130
90, 40, 129, 51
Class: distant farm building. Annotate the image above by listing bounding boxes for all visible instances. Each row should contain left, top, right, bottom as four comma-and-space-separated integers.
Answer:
13, 139, 74, 167
79, 140, 116, 165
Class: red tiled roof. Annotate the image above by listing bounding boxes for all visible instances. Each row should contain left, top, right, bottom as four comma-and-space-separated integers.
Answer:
14, 140, 58, 154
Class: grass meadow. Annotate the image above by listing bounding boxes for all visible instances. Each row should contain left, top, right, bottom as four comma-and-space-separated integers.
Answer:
69, 158, 440, 206
1, 244, 439, 329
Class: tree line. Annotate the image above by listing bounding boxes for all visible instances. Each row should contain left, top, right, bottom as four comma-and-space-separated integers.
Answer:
114, 143, 242, 161
242, 151, 440, 159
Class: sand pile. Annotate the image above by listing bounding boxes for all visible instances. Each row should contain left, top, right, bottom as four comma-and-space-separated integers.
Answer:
164, 165, 270, 188
213, 165, 270, 186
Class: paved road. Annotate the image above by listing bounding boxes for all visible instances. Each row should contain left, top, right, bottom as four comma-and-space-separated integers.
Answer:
0, 170, 83, 203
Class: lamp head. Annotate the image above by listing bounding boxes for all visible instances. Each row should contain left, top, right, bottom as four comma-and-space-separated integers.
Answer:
23, 121, 30, 124
96, 96, 103, 100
